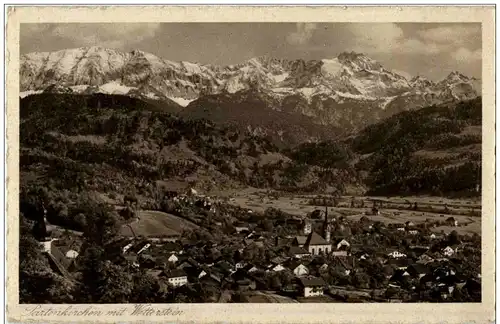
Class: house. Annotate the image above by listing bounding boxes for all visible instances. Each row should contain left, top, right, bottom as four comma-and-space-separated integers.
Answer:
137, 243, 151, 255
176, 257, 200, 270
302, 219, 312, 235
288, 261, 309, 277
408, 229, 419, 235
46, 243, 77, 276
244, 264, 261, 273
405, 221, 415, 228
235, 261, 247, 269
122, 242, 134, 254
163, 241, 183, 254
292, 236, 308, 248
167, 253, 179, 263
387, 250, 407, 259
359, 253, 370, 261
65, 249, 79, 259
442, 246, 456, 257
298, 276, 326, 297
214, 260, 234, 276
235, 226, 250, 234
199, 272, 222, 287
288, 246, 310, 259
409, 245, 430, 255
387, 258, 411, 270
407, 264, 431, 279
138, 254, 157, 269
268, 263, 286, 272
335, 239, 350, 250
165, 269, 188, 287
446, 217, 458, 227
270, 256, 289, 265
389, 269, 411, 285
124, 255, 139, 268
304, 232, 331, 255
331, 250, 348, 257
430, 233, 437, 239
233, 278, 256, 291
416, 253, 435, 264
318, 263, 329, 272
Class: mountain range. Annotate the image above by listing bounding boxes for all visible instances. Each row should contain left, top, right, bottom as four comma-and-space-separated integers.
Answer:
20, 46, 481, 145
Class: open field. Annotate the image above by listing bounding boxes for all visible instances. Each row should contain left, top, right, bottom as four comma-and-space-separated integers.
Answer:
227, 189, 481, 235
119, 210, 199, 238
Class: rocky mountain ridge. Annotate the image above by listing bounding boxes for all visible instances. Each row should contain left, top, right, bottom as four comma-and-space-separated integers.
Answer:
21, 46, 481, 137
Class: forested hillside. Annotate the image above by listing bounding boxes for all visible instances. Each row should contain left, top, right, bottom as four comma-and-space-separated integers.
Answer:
20, 93, 482, 227
350, 97, 482, 196
20, 93, 358, 227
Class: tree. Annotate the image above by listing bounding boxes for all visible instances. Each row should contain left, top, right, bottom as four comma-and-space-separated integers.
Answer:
19, 216, 73, 303
95, 261, 134, 303
82, 201, 119, 246
261, 219, 273, 232
77, 245, 133, 303
449, 230, 460, 245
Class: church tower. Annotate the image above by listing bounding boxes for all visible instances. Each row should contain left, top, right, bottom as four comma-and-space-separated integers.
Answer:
303, 219, 312, 235
323, 206, 331, 242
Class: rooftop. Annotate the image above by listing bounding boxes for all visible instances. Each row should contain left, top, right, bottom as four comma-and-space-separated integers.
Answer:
298, 276, 326, 287
305, 232, 330, 246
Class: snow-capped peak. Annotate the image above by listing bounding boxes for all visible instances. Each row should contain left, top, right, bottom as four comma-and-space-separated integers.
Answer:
337, 51, 382, 71
20, 46, 480, 120
410, 75, 435, 88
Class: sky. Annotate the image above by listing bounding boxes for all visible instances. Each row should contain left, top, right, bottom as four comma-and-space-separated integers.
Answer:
20, 23, 482, 81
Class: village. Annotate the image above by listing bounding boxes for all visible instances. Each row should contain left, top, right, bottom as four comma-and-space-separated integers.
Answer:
35, 187, 482, 303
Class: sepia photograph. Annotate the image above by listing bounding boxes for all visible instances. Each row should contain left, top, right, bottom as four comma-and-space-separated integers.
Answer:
5, 5, 496, 324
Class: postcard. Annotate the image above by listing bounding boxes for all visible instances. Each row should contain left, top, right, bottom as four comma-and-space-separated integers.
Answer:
5, 5, 495, 324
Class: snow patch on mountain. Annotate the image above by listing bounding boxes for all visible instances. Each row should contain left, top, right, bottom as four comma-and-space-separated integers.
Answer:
297, 88, 316, 101
99, 81, 134, 95
20, 47, 481, 126
321, 58, 344, 77
381, 96, 397, 110
270, 72, 289, 83
168, 96, 195, 107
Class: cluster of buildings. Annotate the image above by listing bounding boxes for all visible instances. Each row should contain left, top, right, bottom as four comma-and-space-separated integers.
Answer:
32, 196, 481, 302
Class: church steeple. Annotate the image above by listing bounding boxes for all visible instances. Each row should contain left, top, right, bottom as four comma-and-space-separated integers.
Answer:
323, 206, 331, 242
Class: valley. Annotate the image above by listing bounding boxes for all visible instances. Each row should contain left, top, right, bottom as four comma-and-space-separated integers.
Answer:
18, 48, 482, 304
225, 189, 481, 235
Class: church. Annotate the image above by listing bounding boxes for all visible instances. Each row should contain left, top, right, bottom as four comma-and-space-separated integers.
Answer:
293, 207, 332, 256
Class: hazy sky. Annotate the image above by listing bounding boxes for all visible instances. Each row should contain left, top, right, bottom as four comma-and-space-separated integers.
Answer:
21, 23, 482, 81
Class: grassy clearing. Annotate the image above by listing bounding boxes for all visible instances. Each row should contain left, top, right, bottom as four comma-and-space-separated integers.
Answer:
119, 210, 199, 238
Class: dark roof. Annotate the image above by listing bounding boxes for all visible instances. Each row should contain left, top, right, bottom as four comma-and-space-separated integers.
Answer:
408, 263, 430, 275
163, 242, 182, 251
383, 265, 395, 275
286, 259, 308, 271
388, 258, 411, 267
390, 269, 410, 283
289, 246, 310, 255
215, 260, 233, 273
166, 269, 187, 278
294, 236, 308, 246
298, 276, 326, 287
305, 232, 330, 246
146, 269, 164, 278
